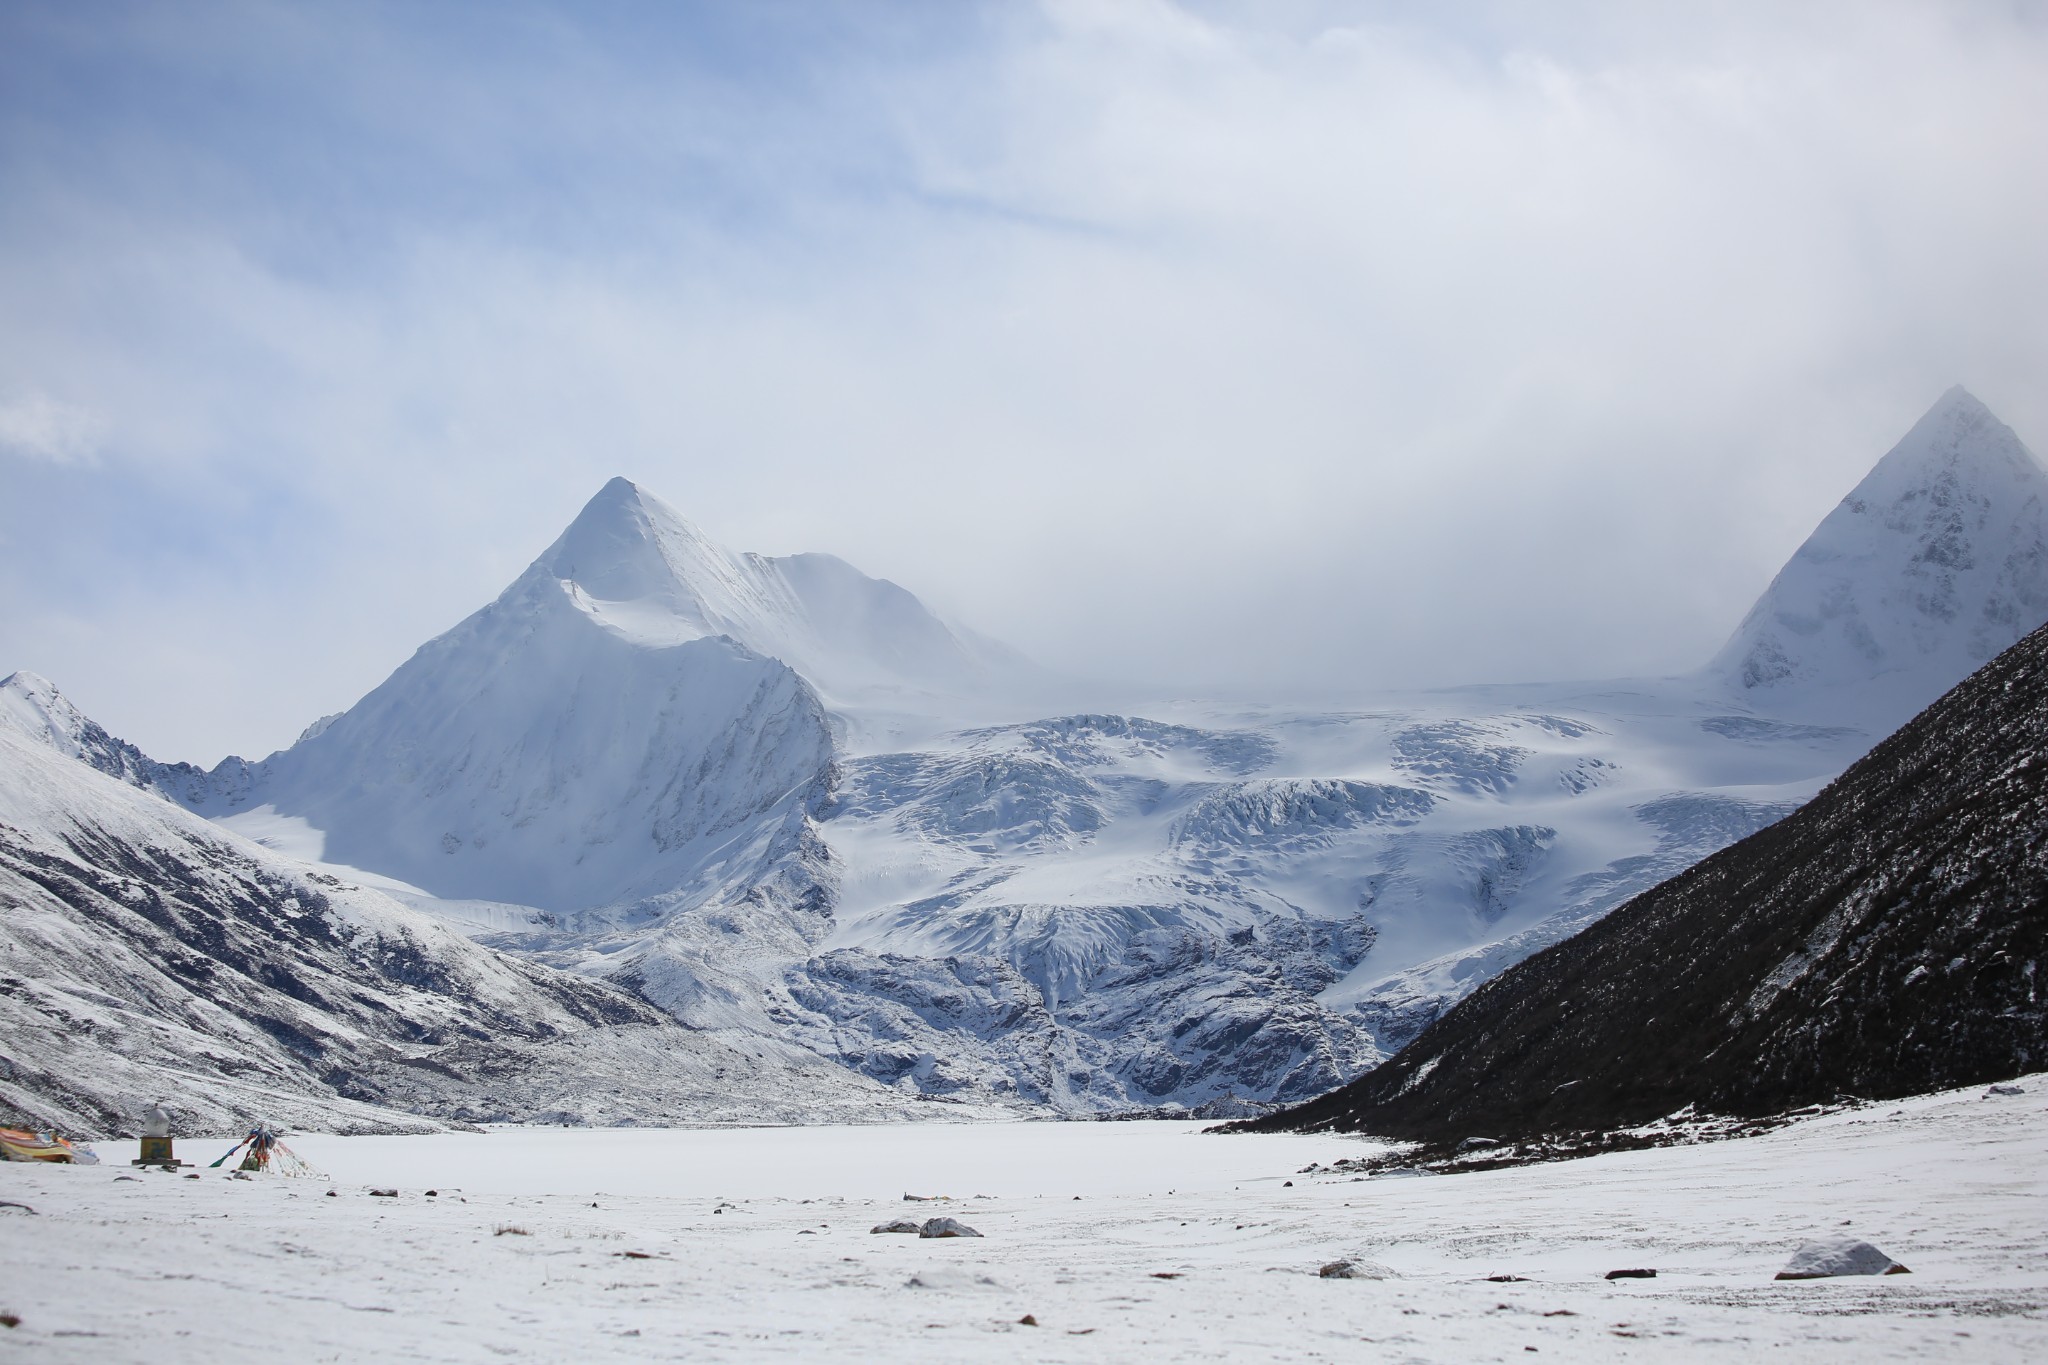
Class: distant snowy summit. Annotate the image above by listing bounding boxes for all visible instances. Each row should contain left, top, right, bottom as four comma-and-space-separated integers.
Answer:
1709, 386, 2048, 725
159, 477, 1039, 911
542, 476, 1028, 704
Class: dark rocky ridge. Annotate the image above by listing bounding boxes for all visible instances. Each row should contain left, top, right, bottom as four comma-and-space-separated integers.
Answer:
1236, 620, 2048, 1141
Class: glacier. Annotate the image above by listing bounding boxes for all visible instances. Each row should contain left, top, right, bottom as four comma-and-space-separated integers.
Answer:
7, 385, 2047, 1121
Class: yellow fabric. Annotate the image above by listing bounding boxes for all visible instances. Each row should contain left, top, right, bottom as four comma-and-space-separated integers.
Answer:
0, 1127, 74, 1162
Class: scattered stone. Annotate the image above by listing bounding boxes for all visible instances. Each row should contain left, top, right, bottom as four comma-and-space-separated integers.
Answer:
1987, 1085, 2025, 1096
369, 1188, 398, 1198
113, 1176, 139, 1183
324, 1190, 337, 1198
919, 1217, 983, 1239
425, 1189, 438, 1197
1459, 1137, 1501, 1152
0, 1312, 18, 1329
1774, 1237, 1910, 1280
1317, 1258, 1396, 1280
1018, 1314, 1038, 1327
1283, 1180, 1294, 1187
495, 1225, 530, 1237
184, 1173, 201, 1180
1605, 1268, 1656, 1280
904, 1270, 1000, 1290
871, 1219, 922, 1234
1150, 1272, 1182, 1279
616, 1251, 656, 1260
1487, 1274, 1530, 1283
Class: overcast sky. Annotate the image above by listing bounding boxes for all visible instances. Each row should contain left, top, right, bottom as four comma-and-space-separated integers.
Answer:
4, 0, 2047, 764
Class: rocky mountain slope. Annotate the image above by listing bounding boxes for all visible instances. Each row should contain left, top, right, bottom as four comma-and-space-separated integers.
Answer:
0, 720, 966, 1138
1239, 618, 2048, 1141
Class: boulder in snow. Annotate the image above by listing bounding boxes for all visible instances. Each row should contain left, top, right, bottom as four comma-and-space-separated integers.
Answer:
1775, 1237, 1910, 1280
870, 1219, 922, 1234
919, 1216, 983, 1238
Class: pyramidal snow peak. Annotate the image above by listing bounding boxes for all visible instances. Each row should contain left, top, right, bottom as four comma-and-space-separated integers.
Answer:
1711, 386, 2048, 724
537, 476, 1014, 702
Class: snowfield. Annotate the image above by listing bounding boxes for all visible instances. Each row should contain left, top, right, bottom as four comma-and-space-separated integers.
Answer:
3, 1078, 2043, 1362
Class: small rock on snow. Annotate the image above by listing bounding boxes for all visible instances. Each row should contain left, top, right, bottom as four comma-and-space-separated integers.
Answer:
919, 1217, 983, 1239
871, 1219, 922, 1234
1605, 1268, 1657, 1280
1774, 1237, 1911, 1280
1987, 1085, 2026, 1096
1318, 1259, 1395, 1279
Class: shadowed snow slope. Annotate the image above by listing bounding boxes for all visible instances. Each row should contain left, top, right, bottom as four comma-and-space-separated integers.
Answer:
1247, 618, 2048, 1141
1710, 385, 2048, 728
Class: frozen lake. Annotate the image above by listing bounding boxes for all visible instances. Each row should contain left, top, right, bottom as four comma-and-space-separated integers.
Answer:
6, 1081, 2046, 1362
274, 1119, 1381, 1200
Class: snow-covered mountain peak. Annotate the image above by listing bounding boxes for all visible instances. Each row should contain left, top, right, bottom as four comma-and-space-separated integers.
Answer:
534, 476, 750, 645
1850, 384, 2031, 502
1710, 387, 2048, 724
0, 669, 73, 745
532, 477, 1022, 701
1, 669, 158, 787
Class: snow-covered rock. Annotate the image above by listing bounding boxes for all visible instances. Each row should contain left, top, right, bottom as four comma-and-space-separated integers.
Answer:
918, 1216, 982, 1238
1775, 1237, 1911, 1280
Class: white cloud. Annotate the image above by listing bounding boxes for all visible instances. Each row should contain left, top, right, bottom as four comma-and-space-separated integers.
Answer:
0, 392, 103, 465
2, 2, 2047, 759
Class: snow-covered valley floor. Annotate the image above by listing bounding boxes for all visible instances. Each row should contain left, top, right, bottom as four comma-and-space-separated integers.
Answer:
4, 1079, 2044, 1363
